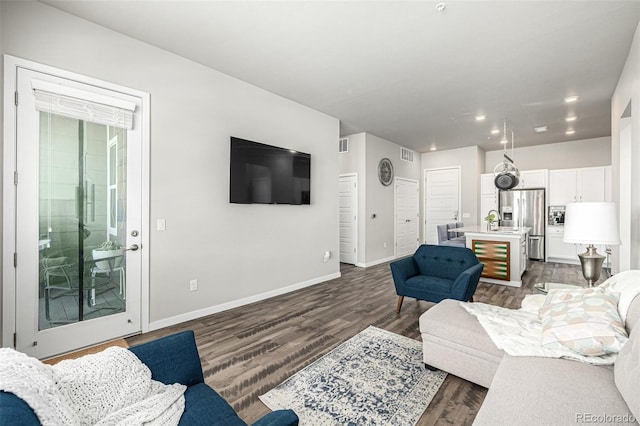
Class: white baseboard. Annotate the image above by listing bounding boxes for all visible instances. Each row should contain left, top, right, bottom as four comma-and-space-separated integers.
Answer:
356, 255, 397, 268
148, 272, 341, 331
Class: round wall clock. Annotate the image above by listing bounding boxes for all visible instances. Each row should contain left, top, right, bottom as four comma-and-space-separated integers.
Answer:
378, 158, 394, 186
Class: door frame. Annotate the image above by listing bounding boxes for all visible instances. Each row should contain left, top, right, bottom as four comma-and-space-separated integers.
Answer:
423, 166, 462, 244
2, 54, 151, 350
394, 177, 419, 257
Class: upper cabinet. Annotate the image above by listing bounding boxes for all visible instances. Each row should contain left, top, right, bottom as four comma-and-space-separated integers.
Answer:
480, 169, 548, 218
481, 173, 497, 196
515, 169, 548, 189
480, 173, 498, 216
549, 166, 610, 205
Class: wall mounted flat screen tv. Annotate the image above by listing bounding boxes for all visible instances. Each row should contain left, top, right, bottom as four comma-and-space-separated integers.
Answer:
229, 137, 311, 205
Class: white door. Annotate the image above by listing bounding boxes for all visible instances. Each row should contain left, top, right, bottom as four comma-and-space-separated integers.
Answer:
339, 174, 358, 264
395, 178, 419, 257
425, 167, 461, 244
6, 64, 147, 358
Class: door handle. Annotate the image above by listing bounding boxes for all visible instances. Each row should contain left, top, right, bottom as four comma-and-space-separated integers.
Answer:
126, 244, 140, 251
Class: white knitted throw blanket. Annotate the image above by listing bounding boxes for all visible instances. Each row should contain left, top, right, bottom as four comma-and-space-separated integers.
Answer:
0, 346, 186, 426
460, 271, 640, 366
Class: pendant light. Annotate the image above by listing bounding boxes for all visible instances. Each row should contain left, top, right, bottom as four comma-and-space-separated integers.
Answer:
493, 120, 520, 190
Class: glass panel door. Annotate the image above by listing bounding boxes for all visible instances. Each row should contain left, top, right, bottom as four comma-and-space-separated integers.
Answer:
12, 65, 144, 359
38, 115, 127, 329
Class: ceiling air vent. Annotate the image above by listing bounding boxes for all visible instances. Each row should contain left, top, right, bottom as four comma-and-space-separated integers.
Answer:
339, 137, 349, 153
400, 147, 415, 163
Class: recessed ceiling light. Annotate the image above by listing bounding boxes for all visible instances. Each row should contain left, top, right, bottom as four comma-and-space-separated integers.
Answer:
435, 2, 446, 12
430, 146, 437, 151
534, 126, 548, 133
500, 137, 509, 144
565, 116, 577, 122
490, 129, 500, 135
475, 114, 486, 121
565, 129, 575, 135
563, 96, 579, 103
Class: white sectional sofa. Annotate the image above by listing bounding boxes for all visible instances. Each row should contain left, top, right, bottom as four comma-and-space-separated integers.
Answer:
419, 283, 640, 425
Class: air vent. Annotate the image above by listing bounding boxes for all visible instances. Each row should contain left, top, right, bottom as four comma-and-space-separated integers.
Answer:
400, 147, 415, 163
339, 137, 349, 153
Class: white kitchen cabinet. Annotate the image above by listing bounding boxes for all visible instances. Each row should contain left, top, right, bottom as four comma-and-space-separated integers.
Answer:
481, 173, 496, 196
547, 226, 578, 262
481, 194, 498, 220
515, 169, 548, 189
520, 237, 527, 276
549, 166, 607, 205
480, 173, 498, 219
578, 167, 607, 202
605, 166, 612, 202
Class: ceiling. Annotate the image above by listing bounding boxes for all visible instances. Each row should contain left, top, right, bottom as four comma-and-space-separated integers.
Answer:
41, 0, 640, 153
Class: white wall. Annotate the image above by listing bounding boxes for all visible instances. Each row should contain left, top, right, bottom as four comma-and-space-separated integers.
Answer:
339, 132, 367, 264
0, 2, 3, 335
365, 134, 421, 264
484, 137, 611, 173
611, 21, 640, 273
1, 2, 340, 331
339, 132, 421, 266
421, 146, 484, 228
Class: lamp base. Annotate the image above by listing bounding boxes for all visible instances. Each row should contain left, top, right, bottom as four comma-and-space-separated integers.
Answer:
578, 245, 605, 287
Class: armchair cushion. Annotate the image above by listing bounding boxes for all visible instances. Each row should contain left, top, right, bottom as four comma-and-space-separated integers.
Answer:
390, 245, 483, 309
129, 331, 204, 387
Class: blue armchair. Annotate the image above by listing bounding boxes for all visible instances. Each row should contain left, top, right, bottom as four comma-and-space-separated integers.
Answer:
390, 244, 484, 312
0, 331, 298, 426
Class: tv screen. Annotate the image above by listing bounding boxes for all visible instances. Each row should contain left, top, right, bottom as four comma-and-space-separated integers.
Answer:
229, 137, 311, 205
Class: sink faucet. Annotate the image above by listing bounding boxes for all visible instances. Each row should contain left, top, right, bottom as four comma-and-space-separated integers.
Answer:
485, 209, 499, 231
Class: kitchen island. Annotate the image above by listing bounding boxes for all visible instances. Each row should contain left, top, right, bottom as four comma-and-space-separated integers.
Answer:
453, 226, 531, 287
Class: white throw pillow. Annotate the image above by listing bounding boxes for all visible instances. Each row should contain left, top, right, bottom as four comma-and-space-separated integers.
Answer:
539, 288, 628, 356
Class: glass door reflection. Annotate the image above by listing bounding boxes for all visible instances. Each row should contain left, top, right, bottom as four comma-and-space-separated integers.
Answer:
38, 113, 127, 329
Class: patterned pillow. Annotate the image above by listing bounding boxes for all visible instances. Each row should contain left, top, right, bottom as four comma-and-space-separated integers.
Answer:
539, 287, 628, 356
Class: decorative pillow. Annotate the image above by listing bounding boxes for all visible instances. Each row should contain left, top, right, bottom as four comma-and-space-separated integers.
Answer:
539, 288, 628, 356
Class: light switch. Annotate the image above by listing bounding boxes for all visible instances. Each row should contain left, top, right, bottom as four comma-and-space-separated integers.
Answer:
157, 218, 166, 231
462, 212, 471, 219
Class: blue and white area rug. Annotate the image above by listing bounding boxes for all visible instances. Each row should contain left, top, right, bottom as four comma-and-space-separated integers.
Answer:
259, 326, 447, 425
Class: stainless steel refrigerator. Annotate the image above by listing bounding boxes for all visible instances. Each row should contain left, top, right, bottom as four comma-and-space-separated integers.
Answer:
499, 188, 545, 261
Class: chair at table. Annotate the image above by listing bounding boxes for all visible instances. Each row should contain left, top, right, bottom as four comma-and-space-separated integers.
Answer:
42, 255, 122, 322
41, 256, 75, 321
389, 244, 484, 312
436, 224, 465, 247
90, 254, 125, 305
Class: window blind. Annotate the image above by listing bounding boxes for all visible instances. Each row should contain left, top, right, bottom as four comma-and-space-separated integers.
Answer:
32, 79, 137, 129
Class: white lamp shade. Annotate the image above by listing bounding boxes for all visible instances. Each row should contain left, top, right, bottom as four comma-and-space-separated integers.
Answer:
563, 202, 621, 245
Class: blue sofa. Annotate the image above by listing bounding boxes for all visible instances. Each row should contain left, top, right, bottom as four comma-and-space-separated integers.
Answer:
390, 244, 484, 312
0, 330, 299, 426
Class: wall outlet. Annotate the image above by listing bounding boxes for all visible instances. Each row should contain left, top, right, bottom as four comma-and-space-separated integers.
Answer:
189, 279, 198, 292
157, 218, 166, 231
323, 251, 331, 262
383, 242, 387, 248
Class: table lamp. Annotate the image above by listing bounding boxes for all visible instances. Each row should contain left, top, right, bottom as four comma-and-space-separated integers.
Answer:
563, 202, 621, 287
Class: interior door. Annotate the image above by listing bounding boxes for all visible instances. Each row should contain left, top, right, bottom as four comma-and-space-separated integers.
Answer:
424, 168, 461, 244
10, 66, 144, 358
395, 178, 419, 257
339, 174, 358, 264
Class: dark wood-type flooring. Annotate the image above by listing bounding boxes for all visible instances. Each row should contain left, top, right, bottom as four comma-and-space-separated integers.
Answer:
127, 259, 599, 425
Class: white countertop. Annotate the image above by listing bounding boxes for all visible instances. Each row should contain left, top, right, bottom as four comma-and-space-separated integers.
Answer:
451, 226, 531, 236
